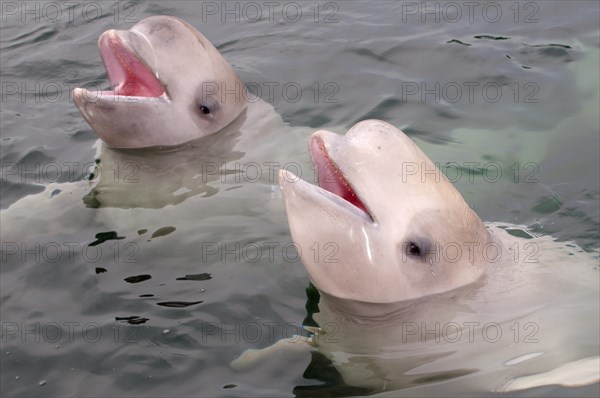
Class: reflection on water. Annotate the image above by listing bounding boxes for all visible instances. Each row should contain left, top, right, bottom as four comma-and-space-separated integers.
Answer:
83, 109, 248, 209
1, 1, 598, 397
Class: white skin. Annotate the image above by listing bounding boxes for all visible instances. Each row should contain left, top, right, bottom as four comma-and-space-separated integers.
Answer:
233, 120, 599, 393
279, 120, 493, 303
73, 16, 248, 148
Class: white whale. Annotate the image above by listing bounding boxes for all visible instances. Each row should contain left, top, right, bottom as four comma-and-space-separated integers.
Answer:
73, 16, 248, 148
233, 120, 599, 395
4, 16, 312, 241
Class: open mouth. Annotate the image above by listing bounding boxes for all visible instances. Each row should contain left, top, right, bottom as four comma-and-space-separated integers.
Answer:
308, 135, 371, 218
96, 33, 166, 99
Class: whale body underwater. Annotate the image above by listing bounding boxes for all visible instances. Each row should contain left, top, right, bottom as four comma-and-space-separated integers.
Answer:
235, 120, 599, 394
4, 16, 598, 396
3, 16, 309, 236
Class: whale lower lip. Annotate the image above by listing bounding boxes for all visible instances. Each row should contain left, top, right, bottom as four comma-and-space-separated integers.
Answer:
96, 32, 165, 98
279, 169, 373, 224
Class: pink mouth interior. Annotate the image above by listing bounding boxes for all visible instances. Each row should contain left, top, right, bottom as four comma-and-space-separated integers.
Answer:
309, 136, 369, 215
98, 35, 164, 97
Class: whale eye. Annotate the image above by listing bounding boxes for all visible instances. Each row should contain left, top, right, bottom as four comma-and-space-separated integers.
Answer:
401, 238, 432, 261
407, 242, 422, 257
199, 105, 211, 115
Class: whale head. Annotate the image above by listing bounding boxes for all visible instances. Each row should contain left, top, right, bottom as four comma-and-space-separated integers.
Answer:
279, 120, 492, 303
73, 16, 247, 148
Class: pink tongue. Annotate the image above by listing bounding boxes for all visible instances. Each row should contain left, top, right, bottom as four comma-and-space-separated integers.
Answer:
99, 36, 164, 97
309, 137, 369, 214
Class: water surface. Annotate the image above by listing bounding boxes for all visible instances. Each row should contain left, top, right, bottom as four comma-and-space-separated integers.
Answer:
1, 1, 599, 397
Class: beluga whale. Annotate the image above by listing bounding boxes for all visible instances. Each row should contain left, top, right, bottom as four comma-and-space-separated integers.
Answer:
73, 15, 248, 148
233, 120, 599, 395
4, 15, 310, 238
